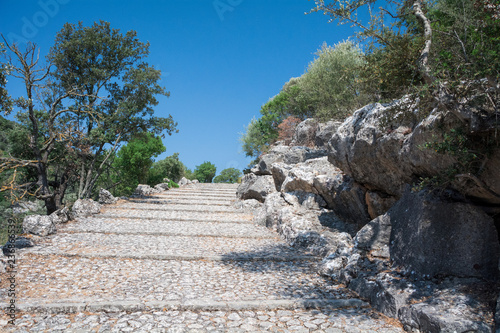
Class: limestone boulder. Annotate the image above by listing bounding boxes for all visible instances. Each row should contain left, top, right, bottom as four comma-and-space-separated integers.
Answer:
389, 190, 500, 280
132, 184, 161, 197
99, 188, 118, 204
328, 101, 457, 197
315, 121, 342, 148
178, 177, 192, 186
154, 183, 170, 192
291, 118, 319, 147
49, 207, 71, 224
23, 215, 56, 236
354, 214, 392, 259
72, 199, 102, 218
236, 173, 276, 203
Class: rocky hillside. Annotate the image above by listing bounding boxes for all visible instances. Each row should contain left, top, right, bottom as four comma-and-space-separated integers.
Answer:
236, 100, 500, 332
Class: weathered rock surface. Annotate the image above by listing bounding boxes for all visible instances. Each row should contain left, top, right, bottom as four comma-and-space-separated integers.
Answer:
390, 190, 500, 281
132, 184, 161, 197
236, 174, 276, 202
23, 215, 56, 236
11, 201, 40, 215
49, 207, 71, 224
72, 199, 102, 218
315, 121, 342, 147
328, 101, 457, 197
291, 118, 319, 147
153, 183, 170, 192
2, 236, 35, 257
178, 177, 192, 186
99, 188, 118, 204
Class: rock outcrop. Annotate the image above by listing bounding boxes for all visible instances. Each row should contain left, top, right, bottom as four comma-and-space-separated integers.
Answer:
22, 207, 72, 236
237, 110, 500, 332
72, 199, 102, 218
99, 188, 118, 204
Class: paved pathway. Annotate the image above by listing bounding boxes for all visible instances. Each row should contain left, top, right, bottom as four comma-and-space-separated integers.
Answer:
0, 183, 404, 332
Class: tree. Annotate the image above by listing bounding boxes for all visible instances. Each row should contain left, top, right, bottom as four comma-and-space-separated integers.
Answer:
213, 168, 242, 184
48, 21, 177, 199
0, 43, 11, 113
112, 133, 165, 196
0, 22, 177, 214
194, 161, 216, 183
147, 152, 185, 185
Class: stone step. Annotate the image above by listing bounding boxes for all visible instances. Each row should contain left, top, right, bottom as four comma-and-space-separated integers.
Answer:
105, 203, 237, 213
0, 305, 403, 332
62, 217, 274, 239
94, 215, 254, 224
97, 210, 253, 222
23, 232, 314, 260
4, 254, 354, 308
127, 198, 234, 206
0, 298, 367, 314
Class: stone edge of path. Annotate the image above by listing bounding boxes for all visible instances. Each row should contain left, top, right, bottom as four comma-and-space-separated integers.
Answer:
0, 298, 368, 314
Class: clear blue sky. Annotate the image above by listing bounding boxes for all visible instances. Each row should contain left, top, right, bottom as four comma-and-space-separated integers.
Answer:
0, 0, 354, 176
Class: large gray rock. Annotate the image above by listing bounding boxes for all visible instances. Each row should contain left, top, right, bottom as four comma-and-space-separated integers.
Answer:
23, 215, 56, 236
49, 207, 71, 224
354, 214, 392, 259
236, 174, 276, 202
11, 201, 40, 215
72, 199, 102, 217
389, 190, 500, 280
291, 119, 319, 147
99, 188, 118, 204
132, 184, 161, 197
315, 121, 342, 147
328, 101, 457, 197
178, 177, 192, 186
154, 183, 170, 192
314, 174, 371, 229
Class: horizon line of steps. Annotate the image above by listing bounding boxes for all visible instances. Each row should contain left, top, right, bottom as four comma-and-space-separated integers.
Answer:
0, 183, 404, 332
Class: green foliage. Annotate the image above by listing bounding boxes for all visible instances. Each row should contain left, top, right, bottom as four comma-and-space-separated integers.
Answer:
47, 21, 177, 199
240, 40, 370, 159
183, 167, 197, 181
147, 153, 185, 185
296, 41, 369, 120
0, 42, 11, 114
213, 168, 242, 184
112, 133, 165, 196
194, 161, 216, 183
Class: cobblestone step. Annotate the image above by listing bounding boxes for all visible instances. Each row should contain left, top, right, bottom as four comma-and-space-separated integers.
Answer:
106, 203, 237, 213
97, 210, 254, 222
60, 217, 276, 238
23, 232, 315, 260
0, 183, 406, 332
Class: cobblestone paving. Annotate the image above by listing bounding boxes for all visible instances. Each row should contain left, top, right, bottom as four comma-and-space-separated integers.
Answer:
0, 183, 404, 332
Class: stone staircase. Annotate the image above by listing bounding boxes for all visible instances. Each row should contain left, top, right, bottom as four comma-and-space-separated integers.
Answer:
0, 183, 404, 332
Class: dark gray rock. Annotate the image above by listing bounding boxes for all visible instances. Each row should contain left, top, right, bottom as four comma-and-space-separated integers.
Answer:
354, 214, 391, 259
23, 215, 56, 236
314, 173, 371, 229
389, 190, 500, 280
315, 121, 342, 147
365, 191, 398, 219
496, 293, 500, 333
72, 199, 102, 218
236, 174, 276, 203
99, 188, 118, 204
2, 236, 35, 256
